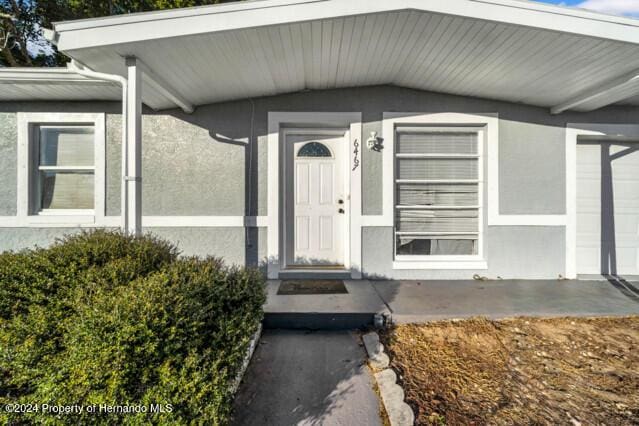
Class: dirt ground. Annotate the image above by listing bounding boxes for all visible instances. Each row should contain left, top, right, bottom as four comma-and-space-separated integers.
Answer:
380, 316, 639, 425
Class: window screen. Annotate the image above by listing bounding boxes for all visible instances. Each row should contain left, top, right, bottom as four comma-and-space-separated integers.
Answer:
394, 130, 480, 257
34, 126, 95, 211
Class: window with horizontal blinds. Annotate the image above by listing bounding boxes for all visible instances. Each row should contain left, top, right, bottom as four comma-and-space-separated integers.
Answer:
394, 129, 480, 257
34, 126, 95, 212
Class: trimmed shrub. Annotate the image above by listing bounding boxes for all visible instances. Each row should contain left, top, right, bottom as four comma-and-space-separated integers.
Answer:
0, 231, 265, 425
0, 230, 178, 320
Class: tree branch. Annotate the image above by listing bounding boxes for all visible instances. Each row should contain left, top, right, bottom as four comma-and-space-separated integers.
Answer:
0, 41, 19, 66
7, 0, 32, 65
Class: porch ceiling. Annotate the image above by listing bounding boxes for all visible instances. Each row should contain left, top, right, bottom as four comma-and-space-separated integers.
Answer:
50, 0, 639, 112
0, 68, 121, 102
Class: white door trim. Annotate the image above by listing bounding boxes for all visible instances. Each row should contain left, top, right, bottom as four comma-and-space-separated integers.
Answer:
565, 123, 639, 278
267, 112, 362, 279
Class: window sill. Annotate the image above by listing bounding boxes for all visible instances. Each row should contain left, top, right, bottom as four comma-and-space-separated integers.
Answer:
26, 214, 96, 226
392, 259, 488, 270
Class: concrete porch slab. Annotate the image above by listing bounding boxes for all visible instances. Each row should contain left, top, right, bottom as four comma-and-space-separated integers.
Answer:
264, 280, 390, 314
372, 279, 639, 323
263, 278, 638, 328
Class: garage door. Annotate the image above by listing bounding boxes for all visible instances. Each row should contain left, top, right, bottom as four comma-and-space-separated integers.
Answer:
577, 141, 639, 275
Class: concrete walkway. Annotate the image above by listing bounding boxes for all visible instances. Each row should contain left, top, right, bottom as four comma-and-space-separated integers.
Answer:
265, 278, 639, 325
232, 330, 382, 426
236, 279, 638, 424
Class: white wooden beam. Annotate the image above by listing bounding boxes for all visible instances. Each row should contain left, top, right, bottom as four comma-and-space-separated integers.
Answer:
551, 69, 639, 114
135, 58, 194, 113
126, 57, 142, 235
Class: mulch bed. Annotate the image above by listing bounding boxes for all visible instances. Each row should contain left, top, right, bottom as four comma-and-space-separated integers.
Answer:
380, 316, 639, 425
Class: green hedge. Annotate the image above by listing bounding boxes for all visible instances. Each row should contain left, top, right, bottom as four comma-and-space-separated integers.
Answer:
0, 230, 266, 425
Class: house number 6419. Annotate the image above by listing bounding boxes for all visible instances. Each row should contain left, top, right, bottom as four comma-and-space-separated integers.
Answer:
352, 139, 360, 171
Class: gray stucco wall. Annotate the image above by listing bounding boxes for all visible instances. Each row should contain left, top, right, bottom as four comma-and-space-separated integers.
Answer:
361, 226, 565, 280
106, 114, 122, 216
143, 227, 266, 268
140, 106, 256, 215
0, 113, 17, 216
3, 88, 638, 218
1, 87, 638, 278
0, 225, 265, 270
147, 86, 637, 216
499, 120, 565, 214
0, 228, 85, 251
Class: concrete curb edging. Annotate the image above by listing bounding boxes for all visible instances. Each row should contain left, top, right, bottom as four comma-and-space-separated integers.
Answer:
363, 332, 415, 426
363, 332, 390, 369
230, 323, 262, 395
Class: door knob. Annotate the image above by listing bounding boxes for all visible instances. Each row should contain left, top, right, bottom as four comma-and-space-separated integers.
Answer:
338, 208, 345, 214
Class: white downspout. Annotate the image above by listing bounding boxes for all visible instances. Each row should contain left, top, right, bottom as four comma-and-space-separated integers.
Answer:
66, 60, 129, 232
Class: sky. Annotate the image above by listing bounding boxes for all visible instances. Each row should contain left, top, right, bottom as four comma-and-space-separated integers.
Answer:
533, 0, 639, 17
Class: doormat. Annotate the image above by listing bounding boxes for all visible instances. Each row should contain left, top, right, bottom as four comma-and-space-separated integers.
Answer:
277, 280, 348, 295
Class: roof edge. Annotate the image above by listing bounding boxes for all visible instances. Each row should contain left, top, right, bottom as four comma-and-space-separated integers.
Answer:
51, 0, 639, 52
52, 0, 639, 32
0, 68, 118, 85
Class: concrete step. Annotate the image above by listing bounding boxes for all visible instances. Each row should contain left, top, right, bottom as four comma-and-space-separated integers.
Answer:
263, 312, 375, 330
263, 280, 391, 330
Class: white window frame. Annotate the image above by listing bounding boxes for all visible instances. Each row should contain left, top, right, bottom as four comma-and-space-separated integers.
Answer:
382, 113, 492, 270
17, 112, 106, 226
393, 126, 484, 262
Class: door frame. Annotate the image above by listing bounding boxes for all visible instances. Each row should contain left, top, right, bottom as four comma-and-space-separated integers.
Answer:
281, 128, 350, 270
267, 112, 362, 279
566, 123, 639, 278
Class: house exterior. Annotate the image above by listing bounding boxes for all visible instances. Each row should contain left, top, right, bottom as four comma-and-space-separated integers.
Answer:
2, 0, 639, 280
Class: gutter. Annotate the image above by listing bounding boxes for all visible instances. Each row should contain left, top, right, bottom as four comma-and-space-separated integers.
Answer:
66, 60, 129, 232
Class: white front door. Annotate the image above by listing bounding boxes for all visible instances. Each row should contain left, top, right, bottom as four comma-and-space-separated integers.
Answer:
285, 132, 346, 267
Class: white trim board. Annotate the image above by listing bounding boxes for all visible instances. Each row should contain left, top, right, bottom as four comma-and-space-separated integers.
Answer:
565, 123, 639, 279
0, 216, 120, 228
267, 112, 362, 279
0, 216, 268, 228
490, 215, 567, 226
143, 216, 268, 227
16, 112, 107, 227
393, 260, 488, 270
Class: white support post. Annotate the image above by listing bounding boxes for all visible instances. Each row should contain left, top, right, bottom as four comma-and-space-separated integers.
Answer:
126, 57, 142, 235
